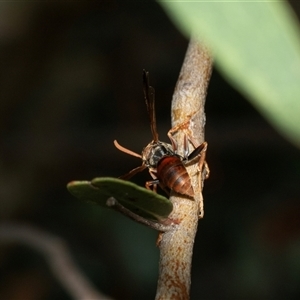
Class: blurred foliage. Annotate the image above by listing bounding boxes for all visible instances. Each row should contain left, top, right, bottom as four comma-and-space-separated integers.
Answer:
0, 1, 299, 300
160, 1, 300, 147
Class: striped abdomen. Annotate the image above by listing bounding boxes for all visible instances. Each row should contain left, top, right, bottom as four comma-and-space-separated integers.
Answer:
156, 156, 194, 197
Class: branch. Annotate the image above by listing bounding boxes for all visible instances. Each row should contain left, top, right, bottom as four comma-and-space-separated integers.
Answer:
155, 36, 213, 299
0, 223, 112, 300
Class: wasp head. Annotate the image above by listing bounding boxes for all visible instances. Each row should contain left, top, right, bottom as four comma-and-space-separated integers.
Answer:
142, 141, 175, 168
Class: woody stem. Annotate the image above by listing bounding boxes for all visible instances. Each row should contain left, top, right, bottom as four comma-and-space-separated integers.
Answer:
155, 35, 213, 300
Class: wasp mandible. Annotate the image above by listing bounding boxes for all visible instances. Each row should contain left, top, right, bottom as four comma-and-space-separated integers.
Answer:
114, 70, 208, 198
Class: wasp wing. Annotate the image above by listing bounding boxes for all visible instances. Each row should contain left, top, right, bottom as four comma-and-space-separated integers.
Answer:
143, 70, 159, 142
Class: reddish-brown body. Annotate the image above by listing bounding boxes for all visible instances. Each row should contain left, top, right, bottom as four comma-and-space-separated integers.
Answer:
157, 156, 194, 197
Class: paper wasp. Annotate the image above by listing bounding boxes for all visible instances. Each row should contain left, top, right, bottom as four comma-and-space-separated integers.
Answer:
114, 70, 208, 198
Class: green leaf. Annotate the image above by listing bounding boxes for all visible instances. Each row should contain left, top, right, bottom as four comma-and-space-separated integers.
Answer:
67, 177, 172, 221
159, 1, 300, 147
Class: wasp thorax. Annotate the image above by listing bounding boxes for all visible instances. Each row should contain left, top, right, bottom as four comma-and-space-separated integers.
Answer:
142, 141, 174, 168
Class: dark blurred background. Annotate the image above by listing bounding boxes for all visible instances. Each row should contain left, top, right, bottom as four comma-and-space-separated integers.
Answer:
0, 2, 299, 300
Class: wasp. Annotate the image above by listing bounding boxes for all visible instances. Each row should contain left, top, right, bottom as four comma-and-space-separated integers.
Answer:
114, 70, 208, 198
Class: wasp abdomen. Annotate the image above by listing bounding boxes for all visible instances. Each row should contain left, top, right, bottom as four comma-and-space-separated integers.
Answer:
157, 156, 194, 197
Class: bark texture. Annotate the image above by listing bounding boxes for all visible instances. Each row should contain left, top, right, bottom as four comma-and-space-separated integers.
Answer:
155, 36, 213, 300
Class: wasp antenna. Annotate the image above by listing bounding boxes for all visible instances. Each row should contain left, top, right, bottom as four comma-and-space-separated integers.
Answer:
143, 70, 159, 142
114, 140, 142, 158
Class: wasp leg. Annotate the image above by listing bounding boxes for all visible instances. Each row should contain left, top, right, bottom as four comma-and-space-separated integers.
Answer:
145, 179, 159, 192
194, 141, 209, 179
167, 117, 191, 136
199, 198, 204, 219
167, 118, 191, 152
167, 131, 178, 153
184, 141, 208, 218
196, 142, 209, 219
145, 170, 158, 192
167, 116, 200, 157
119, 164, 147, 180
146, 170, 170, 196
203, 161, 210, 180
